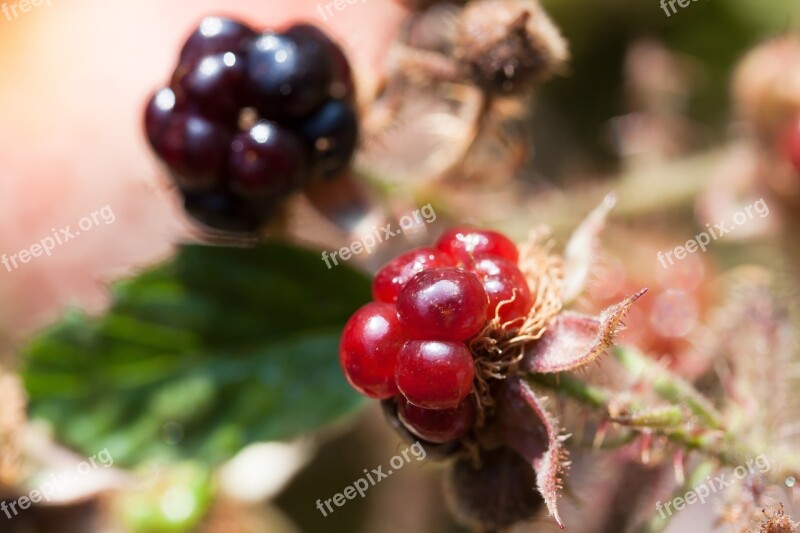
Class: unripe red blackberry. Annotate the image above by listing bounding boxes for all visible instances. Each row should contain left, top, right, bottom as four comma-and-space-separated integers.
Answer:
340, 303, 405, 399
339, 227, 531, 452
372, 247, 456, 304
471, 256, 532, 323
396, 268, 488, 342
395, 340, 475, 409
435, 227, 519, 266
380, 399, 463, 460
397, 396, 475, 443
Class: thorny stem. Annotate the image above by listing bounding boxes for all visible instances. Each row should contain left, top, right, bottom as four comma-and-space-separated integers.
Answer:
526, 359, 754, 467
528, 366, 778, 532
612, 346, 724, 430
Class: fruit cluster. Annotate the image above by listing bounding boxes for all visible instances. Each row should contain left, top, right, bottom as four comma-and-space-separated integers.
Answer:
340, 227, 533, 446
145, 17, 358, 232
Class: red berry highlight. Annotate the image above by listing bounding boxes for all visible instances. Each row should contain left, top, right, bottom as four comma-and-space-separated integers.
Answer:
436, 227, 519, 266
372, 247, 457, 304
395, 340, 475, 409
398, 396, 475, 443
339, 302, 405, 399
472, 257, 532, 323
397, 268, 488, 341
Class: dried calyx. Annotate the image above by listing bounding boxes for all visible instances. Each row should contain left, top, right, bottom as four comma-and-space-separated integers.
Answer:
444, 446, 544, 531
468, 229, 563, 424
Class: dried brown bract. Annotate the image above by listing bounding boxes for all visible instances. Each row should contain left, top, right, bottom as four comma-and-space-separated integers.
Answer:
361, 0, 569, 183
455, 0, 569, 94
444, 446, 543, 531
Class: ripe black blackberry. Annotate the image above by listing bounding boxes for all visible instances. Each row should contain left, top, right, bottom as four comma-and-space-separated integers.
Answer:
145, 16, 359, 233
394, 0, 469, 10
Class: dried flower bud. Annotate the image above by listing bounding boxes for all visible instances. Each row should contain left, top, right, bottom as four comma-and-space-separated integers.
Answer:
733, 35, 800, 139
455, 0, 568, 94
753, 503, 798, 533
444, 446, 543, 530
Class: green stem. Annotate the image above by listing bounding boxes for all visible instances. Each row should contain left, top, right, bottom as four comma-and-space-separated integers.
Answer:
527, 372, 752, 467
613, 346, 723, 430
533, 372, 609, 409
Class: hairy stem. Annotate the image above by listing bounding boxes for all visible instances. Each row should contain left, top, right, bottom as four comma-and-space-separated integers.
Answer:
526, 371, 752, 467
613, 346, 723, 430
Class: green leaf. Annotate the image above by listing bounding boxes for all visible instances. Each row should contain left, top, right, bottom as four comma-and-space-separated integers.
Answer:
21, 242, 370, 467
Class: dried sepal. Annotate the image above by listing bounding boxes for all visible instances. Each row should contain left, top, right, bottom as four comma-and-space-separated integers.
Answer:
468, 229, 565, 415
495, 376, 568, 528
521, 289, 647, 374
561, 193, 617, 304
